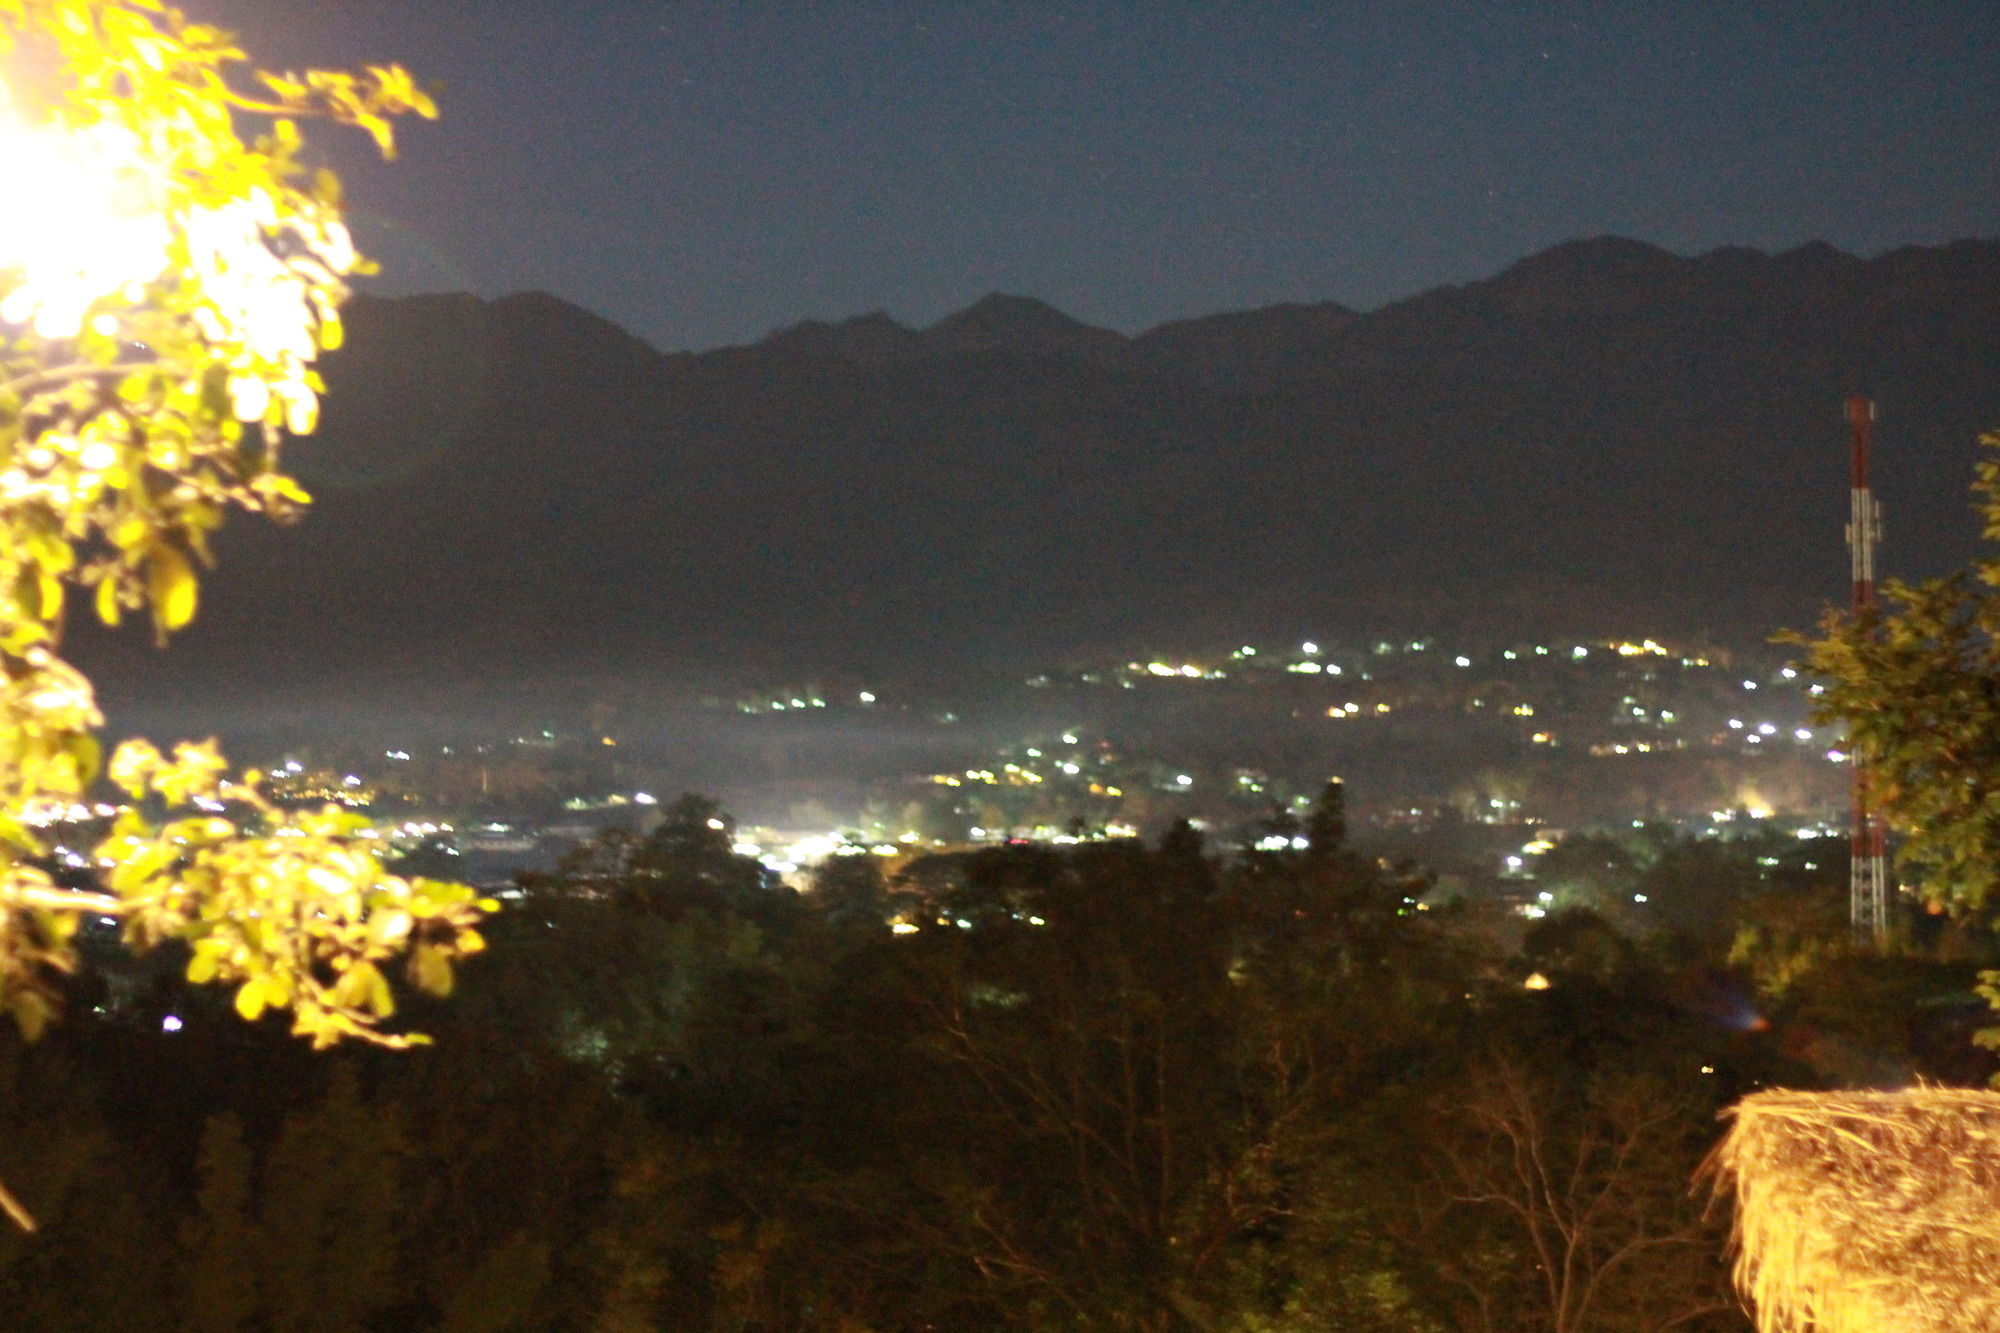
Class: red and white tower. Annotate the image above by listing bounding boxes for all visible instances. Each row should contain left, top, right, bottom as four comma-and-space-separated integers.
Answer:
1845, 395, 1888, 945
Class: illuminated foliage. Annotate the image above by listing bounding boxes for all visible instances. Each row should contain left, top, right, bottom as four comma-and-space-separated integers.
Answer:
1791, 432, 2000, 1052
1793, 433, 2000, 923
0, 0, 487, 1068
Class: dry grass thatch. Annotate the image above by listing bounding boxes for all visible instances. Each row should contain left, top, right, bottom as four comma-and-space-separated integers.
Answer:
1709, 1087, 2000, 1333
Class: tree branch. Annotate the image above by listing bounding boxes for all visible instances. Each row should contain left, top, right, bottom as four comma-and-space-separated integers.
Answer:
0, 1173, 36, 1232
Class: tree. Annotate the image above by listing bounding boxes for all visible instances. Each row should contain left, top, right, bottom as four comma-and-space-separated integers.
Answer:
1794, 433, 2000, 920
1792, 432, 2000, 1036
0, 0, 488, 1221
1394, 1050, 1739, 1333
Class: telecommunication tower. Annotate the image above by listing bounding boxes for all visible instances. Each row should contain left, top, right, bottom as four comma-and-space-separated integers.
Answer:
1845, 396, 1888, 945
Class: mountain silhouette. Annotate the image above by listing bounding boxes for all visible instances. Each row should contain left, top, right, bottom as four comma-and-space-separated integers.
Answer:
72, 237, 2000, 714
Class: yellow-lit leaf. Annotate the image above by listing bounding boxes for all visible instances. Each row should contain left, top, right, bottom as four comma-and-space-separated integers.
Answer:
333, 960, 380, 1009
368, 965, 395, 1016
234, 979, 267, 1022
148, 546, 197, 632
412, 944, 453, 997
68, 735, 101, 785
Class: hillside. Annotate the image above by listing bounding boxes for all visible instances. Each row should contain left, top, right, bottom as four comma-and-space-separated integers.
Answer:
72, 237, 2000, 711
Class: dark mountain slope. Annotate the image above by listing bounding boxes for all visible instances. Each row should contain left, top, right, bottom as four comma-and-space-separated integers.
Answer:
71, 237, 2000, 711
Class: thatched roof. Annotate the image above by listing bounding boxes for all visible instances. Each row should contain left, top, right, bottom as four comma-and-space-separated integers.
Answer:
1710, 1087, 2000, 1333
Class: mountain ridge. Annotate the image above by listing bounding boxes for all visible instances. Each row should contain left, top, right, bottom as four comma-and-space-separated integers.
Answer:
71, 236, 2000, 715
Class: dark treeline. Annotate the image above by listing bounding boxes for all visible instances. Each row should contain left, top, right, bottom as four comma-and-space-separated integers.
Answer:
0, 792, 1987, 1333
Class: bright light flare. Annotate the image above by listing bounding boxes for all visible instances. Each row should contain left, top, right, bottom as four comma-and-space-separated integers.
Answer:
0, 97, 170, 338
0, 86, 358, 431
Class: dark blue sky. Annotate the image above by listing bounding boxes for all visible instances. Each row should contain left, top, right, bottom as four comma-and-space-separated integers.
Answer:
209, 1, 2000, 352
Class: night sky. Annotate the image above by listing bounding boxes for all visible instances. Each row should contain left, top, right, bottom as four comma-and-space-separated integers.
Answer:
205, 1, 2000, 352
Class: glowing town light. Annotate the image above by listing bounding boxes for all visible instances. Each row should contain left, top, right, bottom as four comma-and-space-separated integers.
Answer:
1794, 728, 1812, 741
1728, 718, 1744, 730
787, 835, 838, 863
1743, 680, 1758, 690
1288, 661, 1322, 674
1455, 655, 1471, 667
1757, 723, 1777, 736
1523, 972, 1551, 990
633, 792, 657, 805
1780, 667, 1798, 679
1061, 733, 1079, 744
1302, 641, 1319, 655
858, 691, 876, 703
1634, 894, 1648, 903
1572, 646, 1588, 659
1175, 774, 1193, 787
